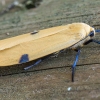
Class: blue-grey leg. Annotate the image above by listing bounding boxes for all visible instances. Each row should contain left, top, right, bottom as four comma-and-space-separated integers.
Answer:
24, 59, 42, 70
95, 29, 100, 33
84, 39, 100, 45
92, 39, 100, 44
24, 51, 64, 70
24, 54, 52, 70
72, 49, 81, 82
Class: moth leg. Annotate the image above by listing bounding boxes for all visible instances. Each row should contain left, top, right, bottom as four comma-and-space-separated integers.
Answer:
51, 50, 65, 58
24, 54, 52, 70
24, 59, 42, 70
92, 39, 100, 44
72, 49, 81, 82
84, 39, 100, 45
83, 39, 93, 45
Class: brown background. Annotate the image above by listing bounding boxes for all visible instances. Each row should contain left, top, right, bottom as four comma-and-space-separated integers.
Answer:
0, 0, 100, 100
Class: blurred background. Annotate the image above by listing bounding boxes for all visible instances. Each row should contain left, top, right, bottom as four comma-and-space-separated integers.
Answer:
0, 0, 99, 40
0, 0, 100, 100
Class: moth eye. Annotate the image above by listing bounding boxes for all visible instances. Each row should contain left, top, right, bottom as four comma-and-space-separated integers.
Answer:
90, 31, 94, 37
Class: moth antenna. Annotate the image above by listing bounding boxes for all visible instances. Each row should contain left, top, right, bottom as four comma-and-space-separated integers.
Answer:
72, 49, 80, 82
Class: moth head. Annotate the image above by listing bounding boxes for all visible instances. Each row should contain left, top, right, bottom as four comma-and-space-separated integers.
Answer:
83, 23, 95, 38
89, 29, 95, 38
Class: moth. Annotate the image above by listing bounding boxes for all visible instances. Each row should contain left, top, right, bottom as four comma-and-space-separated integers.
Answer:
0, 23, 100, 82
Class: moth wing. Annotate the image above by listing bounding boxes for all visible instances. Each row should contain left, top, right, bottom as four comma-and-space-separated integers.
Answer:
0, 25, 85, 66
0, 25, 68, 50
